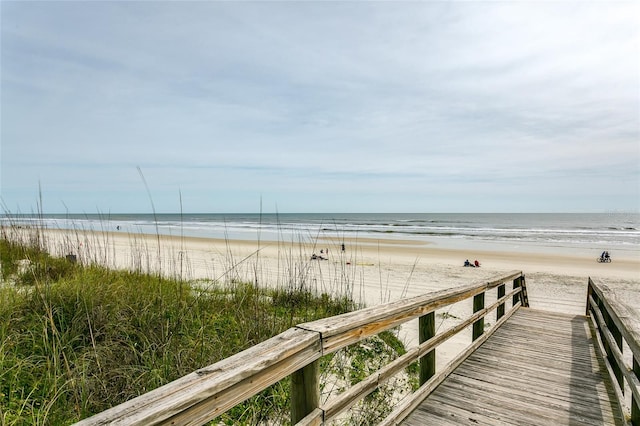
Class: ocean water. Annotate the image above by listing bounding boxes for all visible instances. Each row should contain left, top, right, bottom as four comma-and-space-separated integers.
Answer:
2, 212, 639, 255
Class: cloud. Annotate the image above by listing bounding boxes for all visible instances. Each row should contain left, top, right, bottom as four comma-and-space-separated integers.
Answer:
1, 1, 638, 213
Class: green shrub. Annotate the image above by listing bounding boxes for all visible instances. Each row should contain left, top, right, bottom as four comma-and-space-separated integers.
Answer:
0, 234, 412, 425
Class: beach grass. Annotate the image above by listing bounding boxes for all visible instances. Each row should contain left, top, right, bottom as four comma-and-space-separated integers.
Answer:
0, 226, 414, 425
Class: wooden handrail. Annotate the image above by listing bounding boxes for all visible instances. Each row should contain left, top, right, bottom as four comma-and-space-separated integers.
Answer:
587, 277, 640, 426
74, 270, 527, 426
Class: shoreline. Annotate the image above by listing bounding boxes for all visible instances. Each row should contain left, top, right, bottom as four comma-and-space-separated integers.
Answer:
30, 227, 640, 281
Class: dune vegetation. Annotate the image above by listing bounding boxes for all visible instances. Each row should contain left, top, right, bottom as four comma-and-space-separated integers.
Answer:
0, 227, 414, 425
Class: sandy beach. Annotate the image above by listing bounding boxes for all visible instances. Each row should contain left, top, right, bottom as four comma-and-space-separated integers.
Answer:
24, 227, 640, 368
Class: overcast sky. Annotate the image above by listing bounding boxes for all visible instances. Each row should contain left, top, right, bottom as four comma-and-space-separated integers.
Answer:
1, 1, 638, 214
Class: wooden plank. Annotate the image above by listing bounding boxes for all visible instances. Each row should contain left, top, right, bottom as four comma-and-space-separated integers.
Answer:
633, 357, 640, 425
298, 271, 523, 353
379, 302, 521, 426
320, 303, 518, 423
455, 359, 617, 399
589, 278, 640, 359
427, 388, 585, 425
321, 301, 521, 423
419, 312, 435, 384
74, 271, 523, 425
447, 367, 620, 416
472, 292, 485, 341
460, 347, 607, 379
458, 335, 618, 402
446, 373, 620, 419
520, 274, 529, 307
295, 408, 323, 426
588, 293, 640, 410
76, 327, 322, 425
291, 359, 319, 424
426, 380, 620, 426
460, 330, 616, 391
469, 336, 601, 366
496, 283, 505, 320
401, 309, 626, 426
424, 382, 616, 426
407, 394, 515, 426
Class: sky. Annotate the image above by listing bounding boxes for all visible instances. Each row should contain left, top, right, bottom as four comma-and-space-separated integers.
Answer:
1, 1, 639, 214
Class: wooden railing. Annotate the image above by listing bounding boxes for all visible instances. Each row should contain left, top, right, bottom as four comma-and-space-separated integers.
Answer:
587, 278, 640, 426
75, 271, 528, 426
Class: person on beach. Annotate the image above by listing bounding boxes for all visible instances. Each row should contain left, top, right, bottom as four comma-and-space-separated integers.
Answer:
474, 260, 480, 267
464, 259, 471, 267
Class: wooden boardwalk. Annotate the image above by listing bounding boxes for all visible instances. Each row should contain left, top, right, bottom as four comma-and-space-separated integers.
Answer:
75, 274, 639, 426
402, 308, 626, 426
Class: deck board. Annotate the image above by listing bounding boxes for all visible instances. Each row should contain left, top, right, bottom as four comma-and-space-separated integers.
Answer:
401, 308, 625, 426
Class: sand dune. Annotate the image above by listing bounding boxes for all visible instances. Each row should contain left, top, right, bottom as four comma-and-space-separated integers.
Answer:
28, 228, 639, 367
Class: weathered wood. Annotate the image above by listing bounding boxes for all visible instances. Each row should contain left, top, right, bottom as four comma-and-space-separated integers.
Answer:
633, 357, 639, 426
586, 279, 594, 316
401, 309, 626, 426
472, 292, 485, 341
323, 368, 379, 421
588, 294, 640, 422
75, 271, 525, 425
321, 299, 507, 422
606, 304, 624, 389
512, 275, 522, 306
379, 301, 521, 426
407, 392, 514, 426
298, 270, 523, 354
588, 278, 640, 359
295, 408, 323, 426
587, 314, 631, 426
320, 286, 522, 424
588, 276, 640, 420
75, 327, 322, 425
291, 359, 319, 424
497, 283, 505, 320
322, 342, 428, 422
519, 274, 529, 307
419, 312, 435, 385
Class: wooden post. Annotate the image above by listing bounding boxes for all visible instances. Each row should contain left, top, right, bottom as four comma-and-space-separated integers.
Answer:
472, 292, 485, 341
291, 360, 319, 424
586, 278, 593, 316
598, 302, 614, 383
519, 274, 529, 307
496, 283, 505, 321
607, 311, 624, 390
512, 276, 521, 307
419, 312, 436, 385
632, 357, 639, 426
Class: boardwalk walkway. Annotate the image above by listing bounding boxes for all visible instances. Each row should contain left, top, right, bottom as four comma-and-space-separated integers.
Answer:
74, 273, 639, 426
402, 308, 626, 425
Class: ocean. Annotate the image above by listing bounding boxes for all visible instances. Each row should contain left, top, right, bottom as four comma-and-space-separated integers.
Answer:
2, 212, 639, 256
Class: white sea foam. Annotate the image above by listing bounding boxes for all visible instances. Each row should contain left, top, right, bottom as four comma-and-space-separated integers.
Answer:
2, 213, 638, 253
